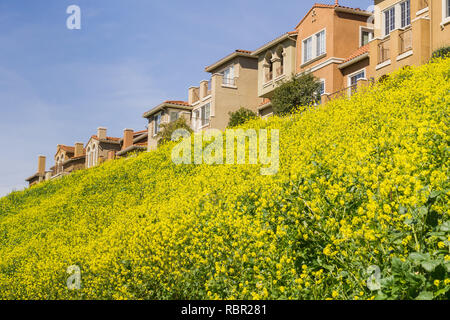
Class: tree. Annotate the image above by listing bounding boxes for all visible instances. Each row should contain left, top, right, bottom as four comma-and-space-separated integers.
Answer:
156, 117, 193, 146
227, 107, 258, 128
271, 73, 321, 116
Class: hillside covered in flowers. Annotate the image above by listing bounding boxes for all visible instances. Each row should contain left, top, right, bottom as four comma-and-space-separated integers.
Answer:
0, 58, 449, 300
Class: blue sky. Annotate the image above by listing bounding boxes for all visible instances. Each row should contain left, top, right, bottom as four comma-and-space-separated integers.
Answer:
0, 0, 372, 197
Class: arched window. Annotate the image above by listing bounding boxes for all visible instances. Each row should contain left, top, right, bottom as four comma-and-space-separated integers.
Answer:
276, 46, 284, 76
264, 52, 273, 83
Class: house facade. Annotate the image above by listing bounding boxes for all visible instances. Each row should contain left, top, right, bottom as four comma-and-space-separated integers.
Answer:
369, 0, 450, 79
115, 129, 148, 158
25, 156, 49, 187
252, 32, 298, 117
85, 127, 122, 168
143, 101, 193, 150
192, 49, 261, 131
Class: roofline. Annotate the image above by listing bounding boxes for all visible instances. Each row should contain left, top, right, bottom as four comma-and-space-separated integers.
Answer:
25, 172, 44, 182
258, 101, 273, 111
116, 145, 147, 157
252, 33, 297, 56
142, 102, 192, 119
338, 52, 369, 69
62, 155, 86, 166
295, 4, 372, 29
205, 50, 256, 73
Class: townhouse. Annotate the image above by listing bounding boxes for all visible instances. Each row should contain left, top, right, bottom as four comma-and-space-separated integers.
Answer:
369, 0, 450, 78
255, 2, 374, 116
143, 49, 262, 148
25, 0, 449, 188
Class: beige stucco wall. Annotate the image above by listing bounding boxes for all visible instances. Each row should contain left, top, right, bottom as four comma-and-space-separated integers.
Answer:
430, 0, 450, 51
369, 0, 449, 80
256, 37, 297, 98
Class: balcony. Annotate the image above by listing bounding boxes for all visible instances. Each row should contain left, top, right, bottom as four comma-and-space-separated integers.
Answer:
222, 77, 236, 86
378, 37, 390, 64
275, 66, 284, 77
265, 71, 273, 83
399, 27, 412, 54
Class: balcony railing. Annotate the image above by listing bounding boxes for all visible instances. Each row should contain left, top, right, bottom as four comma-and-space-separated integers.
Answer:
399, 27, 412, 54
276, 66, 284, 77
378, 37, 390, 64
265, 71, 273, 83
222, 77, 236, 86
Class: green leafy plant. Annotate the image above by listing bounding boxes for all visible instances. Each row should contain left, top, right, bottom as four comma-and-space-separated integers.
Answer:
227, 108, 258, 128
431, 47, 450, 60
271, 73, 321, 116
156, 117, 193, 146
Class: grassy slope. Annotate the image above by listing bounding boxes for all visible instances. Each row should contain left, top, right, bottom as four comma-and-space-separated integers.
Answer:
0, 58, 449, 300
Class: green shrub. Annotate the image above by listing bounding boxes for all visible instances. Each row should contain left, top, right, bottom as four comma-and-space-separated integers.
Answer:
157, 117, 193, 146
431, 47, 450, 60
228, 108, 258, 128
271, 73, 321, 116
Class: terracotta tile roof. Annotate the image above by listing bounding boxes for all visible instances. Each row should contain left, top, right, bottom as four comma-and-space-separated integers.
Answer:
252, 31, 298, 56
205, 49, 256, 72
58, 145, 75, 153
259, 98, 272, 106
296, 3, 371, 28
343, 44, 370, 63
91, 135, 121, 142
164, 100, 191, 107
235, 49, 253, 54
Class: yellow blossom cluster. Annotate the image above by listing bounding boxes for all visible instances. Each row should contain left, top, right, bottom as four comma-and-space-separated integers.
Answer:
0, 58, 448, 300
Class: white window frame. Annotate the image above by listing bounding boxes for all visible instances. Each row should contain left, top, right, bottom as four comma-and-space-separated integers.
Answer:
316, 30, 326, 57
153, 112, 161, 136
302, 28, 327, 64
347, 68, 367, 87
303, 37, 313, 63
384, 6, 396, 36
319, 79, 326, 96
400, 0, 411, 28
443, 0, 450, 26
359, 26, 374, 47
222, 65, 235, 86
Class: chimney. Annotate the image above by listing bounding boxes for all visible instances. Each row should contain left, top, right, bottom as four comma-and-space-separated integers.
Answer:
335, 0, 339, 5
74, 142, 84, 158
122, 128, 134, 150
97, 127, 107, 140
38, 156, 46, 175
199, 80, 209, 99
188, 87, 199, 105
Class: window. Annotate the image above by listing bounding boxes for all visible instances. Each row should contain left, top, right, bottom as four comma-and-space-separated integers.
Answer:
361, 30, 372, 46
400, 0, 411, 28
170, 111, 179, 122
303, 29, 326, 64
201, 103, 210, 127
303, 37, 313, 63
316, 30, 325, 56
384, 7, 396, 35
319, 80, 325, 96
265, 53, 273, 82
154, 113, 161, 135
193, 110, 200, 131
223, 65, 235, 86
349, 70, 366, 87
447, 0, 450, 18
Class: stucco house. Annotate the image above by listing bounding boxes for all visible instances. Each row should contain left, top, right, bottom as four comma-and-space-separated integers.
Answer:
143, 101, 193, 150
85, 127, 122, 168
369, 0, 450, 79
115, 129, 148, 158
254, 2, 373, 116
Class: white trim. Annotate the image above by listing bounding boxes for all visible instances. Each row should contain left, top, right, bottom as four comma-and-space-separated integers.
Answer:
274, 74, 286, 82
263, 81, 273, 88
416, 7, 429, 16
301, 27, 326, 64
396, 49, 413, 61
299, 57, 345, 74
201, 94, 211, 101
376, 59, 391, 70
338, 53, 369, 70
443, 0, 450, 23
359, 26, 374, 47
347, 68, 367, 89
221, 84, 238, 89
